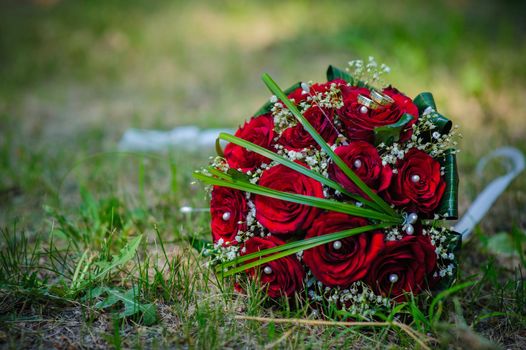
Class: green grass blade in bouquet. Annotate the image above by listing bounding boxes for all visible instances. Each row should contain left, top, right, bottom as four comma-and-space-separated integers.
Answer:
254, 82, 302, 117
218, 222, 392, 276
218, 133, 382, 212
193, 171, 396, 222
261, 73, 400, 219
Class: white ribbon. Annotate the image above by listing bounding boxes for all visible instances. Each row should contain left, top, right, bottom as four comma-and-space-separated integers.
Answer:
118, 126, 234, 152
453, 147, 525, 241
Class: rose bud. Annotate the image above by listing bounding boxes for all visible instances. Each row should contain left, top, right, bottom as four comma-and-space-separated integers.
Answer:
279, 105, 338, 151
385, 148, 446, 214
338, 86, 419, 143
224, 114, 275, 173
328, 141, 392, 195
210, 186, 247, 245
303, 213, 385, 288
366, 235, 437, 300
254, 163, 324, 237
242, 236, 305, 298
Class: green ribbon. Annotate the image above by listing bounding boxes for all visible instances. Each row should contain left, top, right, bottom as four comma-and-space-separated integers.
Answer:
437, 148, 459, 219
413, 92, 452, 135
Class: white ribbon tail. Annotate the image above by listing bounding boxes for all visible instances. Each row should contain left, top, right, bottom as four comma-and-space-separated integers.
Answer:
453, 147, 525, 241
118, 126, 235, 152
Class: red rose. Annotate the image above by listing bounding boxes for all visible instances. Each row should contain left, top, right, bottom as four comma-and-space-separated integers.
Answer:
287, 79, 347, 105
338, 86, 419, 143
385, 148, 446, 214
210, 186, 247, 244
303, 213, 385, 288
243, 236, 305, 298
279, 105, 338, 151
254, 163, 324, 236
366, 235, 437, 300
224, 114, 275, 173
328, 141, 392, 195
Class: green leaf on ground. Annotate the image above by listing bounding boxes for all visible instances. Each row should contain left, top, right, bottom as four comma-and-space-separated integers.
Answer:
87, 287, 158, 326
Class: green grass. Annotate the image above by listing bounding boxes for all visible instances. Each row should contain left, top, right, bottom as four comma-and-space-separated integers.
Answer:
1, 0, 526, 348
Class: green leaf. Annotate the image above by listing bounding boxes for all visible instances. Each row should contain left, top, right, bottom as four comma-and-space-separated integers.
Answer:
95, 289, 120, 309
137, 303, 158, 326
487, 232, 519, 256
326, 65, 354, 85
110, 288, 158, 326
226, 168, 251, 182
88, 287, 158, 326
188, 235, 212, 255
413, 92, 452, 135
218, 133, 382, 212
80, 187, 101, 232
253, 82, 302, 117
437, 149, 459, 219
219, 223, 391, 276
429, 280, 476, 324
91, 235, 143, 283
261, 73, 400, 219
373, 113, 414, 146
81, 286, 105, 301
194, 171, 398, 222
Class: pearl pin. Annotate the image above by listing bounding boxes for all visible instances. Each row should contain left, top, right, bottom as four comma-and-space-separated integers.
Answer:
407, 213, 418, 224
405, 224, 415, 235
263, 266, 273, 275
411, 174, 421, 183
360, 105, 368, 114
353, 159, 362, 169
388, 273, 399, 283
333, 240, 342, 250
222, 212, 231, 221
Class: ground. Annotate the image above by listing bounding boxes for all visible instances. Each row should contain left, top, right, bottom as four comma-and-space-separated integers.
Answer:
1, 0, 525, 349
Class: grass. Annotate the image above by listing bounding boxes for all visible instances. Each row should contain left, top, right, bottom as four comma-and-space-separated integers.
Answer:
1, 0, 526, 348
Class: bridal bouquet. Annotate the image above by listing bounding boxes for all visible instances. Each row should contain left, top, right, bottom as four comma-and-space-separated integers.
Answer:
194, 58, 461, 316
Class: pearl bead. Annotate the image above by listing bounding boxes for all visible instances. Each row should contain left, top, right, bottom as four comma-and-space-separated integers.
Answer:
353, 159, 362, 169
408, 213, 418, 224
405, 224, 414, 235
360, 105, 368, 114
411, 174, 420, 183
222, 212, 231, 221
388, 273, 399, 283
333, 240, 342, 250
263, 266, 272, 275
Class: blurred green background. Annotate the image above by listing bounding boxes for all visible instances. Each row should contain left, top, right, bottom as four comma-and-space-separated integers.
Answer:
1, 0, 525, 228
